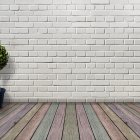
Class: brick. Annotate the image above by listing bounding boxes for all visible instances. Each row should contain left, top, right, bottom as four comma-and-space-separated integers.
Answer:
91, 0, 109, 4
10, 5, 19, 11
91, 80, 109, 86
129, 0, 140, 4
110, 58, 129, 63
34, 80, 52, 86
53, 10, 71, 16
0, 16, 9, 22
72, 57, 90, 63
68, 16, 85, 22
110, 92, 128, 97
53, 0, 71, 4
110, 81, 129, 86
15, 57, 34, 62
91, 57, 109, 63
91, 22, 109, 27
0, 0, 14, 4
129, 92, 140, 97
34, 0, 52, 4
15, 23, 33, 27
72, 80, 90, 85
15, 0, 34, 4
53, 80, 71, 86
15, 81, 33, 86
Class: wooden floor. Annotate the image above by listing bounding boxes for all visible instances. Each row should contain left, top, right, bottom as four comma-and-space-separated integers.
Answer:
0, 103, 140, 140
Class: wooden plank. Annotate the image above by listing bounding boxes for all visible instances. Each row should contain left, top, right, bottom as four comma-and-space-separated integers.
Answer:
2, 103, 42, 140
0, 103, 16, 114
100, 103, 140, 140
47, 103, 66, 140
107, 103, 140, 138
62, 103, 79, 140
84, 103, 110, 140
0, 103, 29, 126
76, 103, 95, 140
127, 104, 140, 114
0, 103, 9, 110
1, 102, 9, 108
0, 104, 21, 120
2, 102, 9, 107
121, 104, 140, 119
15, 103, 50, 140
135, 103, 140, 108
31, 103, 58, 140
0, 103, 35, 138
92, 103, 126, 140
115, 104, 140, 126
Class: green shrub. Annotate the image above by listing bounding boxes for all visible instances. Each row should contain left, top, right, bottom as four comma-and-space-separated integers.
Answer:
0, 45, 9, 70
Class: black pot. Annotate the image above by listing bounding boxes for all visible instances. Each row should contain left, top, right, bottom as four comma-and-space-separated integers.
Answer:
0, 88, 6, 108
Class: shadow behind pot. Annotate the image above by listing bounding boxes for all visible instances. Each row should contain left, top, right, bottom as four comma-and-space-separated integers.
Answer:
0, 88, 6, 108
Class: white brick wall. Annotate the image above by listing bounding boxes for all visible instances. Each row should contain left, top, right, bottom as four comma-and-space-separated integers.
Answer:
0, 0, 140, 102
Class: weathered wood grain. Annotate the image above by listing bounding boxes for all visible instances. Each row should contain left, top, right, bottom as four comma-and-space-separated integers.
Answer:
76, 103, 95, 140
100, 103, 140, 140
135, 103, 140, 108
121, 104, 140, 119
0, 103, 139, 140
115, 104, 140, 126
0, 103, 34, 138
0, 103, 9, 110
107, 103, 140, 138
0, 103, 28, 126
0, 103, 15, 114
16, 103, 50, 140
127, 104, 140, 114
47, 103, 66, 140
2, 103, 42, 140
0, 102, 9, 108
31, 103, 58, 140
84, 103, 110, 140
62, 103, 79, 140
92, 103, 126, 140
0, 104, 20, 120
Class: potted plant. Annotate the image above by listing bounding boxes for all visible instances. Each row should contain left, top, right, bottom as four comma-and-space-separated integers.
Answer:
0, 45, 9, 108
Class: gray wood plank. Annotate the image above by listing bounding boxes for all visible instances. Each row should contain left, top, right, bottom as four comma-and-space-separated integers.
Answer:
0, 103, 35, 138
116, 104, 140, 126
0, 104, 21, 120
122, 104, 140, 119
1, 103, 42, 140
100, 103, 140, 140
31, 103, 58, 140
108, 103, 140, 137
135, 103, 140, 108
84, 103, 111, 140
128, 104, 140, 114
0, 103, 29, 126
0, 103, 16, 114
62, 103, 79, 140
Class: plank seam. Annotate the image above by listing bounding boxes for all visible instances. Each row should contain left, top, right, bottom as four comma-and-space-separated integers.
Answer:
106, 103, 140, 138
61, 102, 67, 140
75, 103, 80, 140
30, 103, 52, 139
46, 103, 60, 139
90, 103, 112, 140
15, 103, 43, 139
99, 103, 128, 140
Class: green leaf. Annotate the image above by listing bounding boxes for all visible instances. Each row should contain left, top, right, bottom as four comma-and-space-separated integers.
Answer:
0, 44, 9, 70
